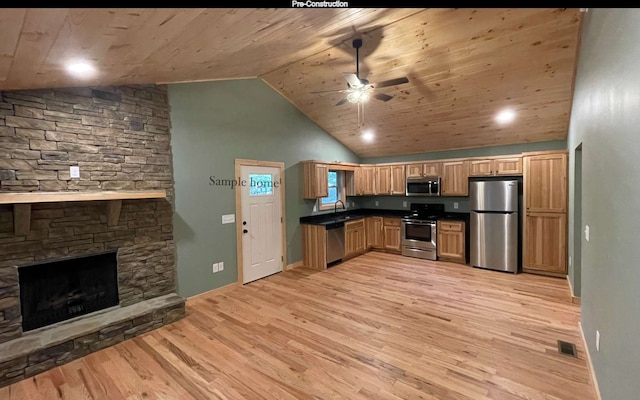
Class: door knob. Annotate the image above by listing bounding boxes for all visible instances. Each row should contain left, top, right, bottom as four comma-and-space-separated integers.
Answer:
243, 229, 248, 234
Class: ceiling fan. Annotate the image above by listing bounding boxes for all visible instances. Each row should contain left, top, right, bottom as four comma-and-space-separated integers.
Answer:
310, 38, 409, 126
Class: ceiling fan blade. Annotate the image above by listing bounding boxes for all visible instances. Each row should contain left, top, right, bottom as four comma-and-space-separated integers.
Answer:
373, 76, 409, 89
343, 73, 363, 88
309, 89, 351, 95
335, 98, 348, 106
372, 92, 393, 102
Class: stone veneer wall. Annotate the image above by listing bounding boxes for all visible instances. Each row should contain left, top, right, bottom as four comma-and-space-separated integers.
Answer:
0, 85, 180, 345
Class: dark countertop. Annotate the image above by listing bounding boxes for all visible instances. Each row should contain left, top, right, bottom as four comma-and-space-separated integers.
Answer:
300, 208, 469, 226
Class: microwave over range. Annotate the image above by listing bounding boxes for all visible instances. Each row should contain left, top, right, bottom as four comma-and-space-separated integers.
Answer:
406, 176, 441, 196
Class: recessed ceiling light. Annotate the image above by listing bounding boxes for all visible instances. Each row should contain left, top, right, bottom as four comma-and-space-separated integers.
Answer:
495, 108, 516, 124
65, 60, 96, 78
362, 130, 375, 142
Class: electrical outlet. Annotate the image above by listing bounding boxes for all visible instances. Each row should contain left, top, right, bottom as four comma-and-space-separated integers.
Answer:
402, 201, 407, 208
219, 262, 224, 271
585, 225, 590, 242
70, 166, 80, 178
313, 204, 317, 212
596, 330, 600, 352
454, 202, 459, 209
569, 256, 572, 267
375, 201, 379, 207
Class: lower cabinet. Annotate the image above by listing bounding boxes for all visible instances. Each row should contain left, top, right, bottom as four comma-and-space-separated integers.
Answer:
345, 220, 366, 258
366, 217, 384, 249
523, 212, 567, 275
437, 220, 466, 264
382, 217, 401, 253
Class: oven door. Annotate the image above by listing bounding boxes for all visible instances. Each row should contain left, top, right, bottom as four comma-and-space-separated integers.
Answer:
401, 220, 437, 250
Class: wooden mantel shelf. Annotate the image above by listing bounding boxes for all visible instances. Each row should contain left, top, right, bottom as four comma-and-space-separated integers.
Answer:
0, 189, 166, 205
0, 190, 167, 236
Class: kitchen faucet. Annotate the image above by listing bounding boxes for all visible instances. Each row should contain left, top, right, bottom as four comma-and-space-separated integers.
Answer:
334, 200, 346, 214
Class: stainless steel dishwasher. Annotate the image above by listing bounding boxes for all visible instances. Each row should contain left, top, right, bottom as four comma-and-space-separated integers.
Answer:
325, 222, 345, 265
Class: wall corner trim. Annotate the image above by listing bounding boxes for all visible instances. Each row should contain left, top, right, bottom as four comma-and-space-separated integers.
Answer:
286, 261, 304, 270
579, 322, 603, 400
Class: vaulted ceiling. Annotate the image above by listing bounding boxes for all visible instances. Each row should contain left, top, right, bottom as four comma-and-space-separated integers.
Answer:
0, 8, 582, 157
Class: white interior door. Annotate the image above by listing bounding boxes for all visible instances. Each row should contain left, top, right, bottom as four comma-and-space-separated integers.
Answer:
240, 165, 283, 284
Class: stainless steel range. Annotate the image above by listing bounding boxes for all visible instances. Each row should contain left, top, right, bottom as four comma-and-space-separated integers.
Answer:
401, 203, 445, 261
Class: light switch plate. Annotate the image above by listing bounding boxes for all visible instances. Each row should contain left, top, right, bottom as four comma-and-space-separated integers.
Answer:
222, 214, 235, 224
402, 201, 407, 208
585, 225, 590, 242
70, 166, 80, 178
454, 202, 459, 209
219, 262, 224, 271
375, 201, 379, 207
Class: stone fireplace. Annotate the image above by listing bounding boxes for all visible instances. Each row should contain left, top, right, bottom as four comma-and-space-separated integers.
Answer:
0, 85, 185, 387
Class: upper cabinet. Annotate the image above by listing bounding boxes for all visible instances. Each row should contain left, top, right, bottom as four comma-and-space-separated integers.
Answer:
406, 162, 441, 178
302, 162, 328, 199
390, 165, 405, 195
469, 157, 522, 177
375, 166, 391, 195
441, 160, 470, 196
524, 153, 567, 213
355, 166, 375, 196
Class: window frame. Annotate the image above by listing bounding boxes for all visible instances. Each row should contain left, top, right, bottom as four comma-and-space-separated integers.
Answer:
319, 170, 346, 211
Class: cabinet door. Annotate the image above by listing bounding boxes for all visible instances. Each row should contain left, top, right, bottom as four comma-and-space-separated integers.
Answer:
360, 166, 376, 195
523, 212, 567, 274
441, 160, 470, 196
345, 227, 358, 257
437, 221, 465, 263
423, 162, 442, 176
390, 165, 405, 195
375, 166, 391, 195
406, 164, 424, 178
494, 157, 522, 175
469, 159, 493, 176
303, 162, 328, 199
355, 228, 366, 254
383, 226, 401, 252
524, 153, 567, 213
366, 217, 384, 249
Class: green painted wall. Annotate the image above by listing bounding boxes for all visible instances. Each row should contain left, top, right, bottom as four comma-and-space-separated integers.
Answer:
359, 140, 566, 213
169, 79, 358, 297
566, 9, 640, 399
360, 140, 567, 164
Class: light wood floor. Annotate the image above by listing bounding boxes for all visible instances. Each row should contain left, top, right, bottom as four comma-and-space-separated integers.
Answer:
1, 252, 596, 400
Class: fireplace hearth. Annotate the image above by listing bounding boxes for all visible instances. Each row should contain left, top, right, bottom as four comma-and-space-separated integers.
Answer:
18, 251, 119, 332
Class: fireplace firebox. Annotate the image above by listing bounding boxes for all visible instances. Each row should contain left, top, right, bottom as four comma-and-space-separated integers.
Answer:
18, 251, 119, 331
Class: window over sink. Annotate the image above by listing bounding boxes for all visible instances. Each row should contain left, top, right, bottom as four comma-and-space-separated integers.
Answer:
319, 170, 346, 210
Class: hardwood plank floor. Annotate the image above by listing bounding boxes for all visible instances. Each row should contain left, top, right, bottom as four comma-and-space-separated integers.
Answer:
1, 252, 596, 399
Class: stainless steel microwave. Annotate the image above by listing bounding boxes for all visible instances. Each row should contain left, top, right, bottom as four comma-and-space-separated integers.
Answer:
406, 176, 441, 196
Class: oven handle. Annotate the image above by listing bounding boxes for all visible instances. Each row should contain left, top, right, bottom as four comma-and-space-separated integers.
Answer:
402, 221, 436, 226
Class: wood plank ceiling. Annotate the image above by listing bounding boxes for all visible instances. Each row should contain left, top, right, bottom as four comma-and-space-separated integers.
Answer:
0, 8, 582, 157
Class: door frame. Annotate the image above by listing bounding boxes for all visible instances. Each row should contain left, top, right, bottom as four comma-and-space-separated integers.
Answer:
234, 159, 287, 284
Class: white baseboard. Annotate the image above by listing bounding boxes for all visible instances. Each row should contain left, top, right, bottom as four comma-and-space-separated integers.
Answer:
579, 322, 602, 400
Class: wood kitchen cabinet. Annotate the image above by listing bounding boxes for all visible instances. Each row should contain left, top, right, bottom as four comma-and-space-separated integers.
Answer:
524, 153, 567, 213
406, 162, 441, 178
375, 166, 391, 195
345, 220, 366, 258
437, 221, 466, 264
523, 151, 568, 276
390, 165, 406, 195
523, 212, 567, 274
302, 162, 328, 199
366, 216, 384, 249
469, 157, 522, 177
441, 160, 470, 196
382, 217, 401, 253
355, 166, 375, 195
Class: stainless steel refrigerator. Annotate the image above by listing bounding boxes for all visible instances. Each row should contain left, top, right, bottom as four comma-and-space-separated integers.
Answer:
470, 180, 519, 273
